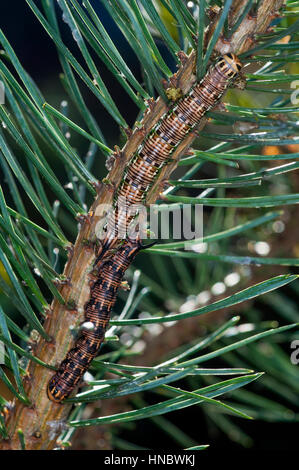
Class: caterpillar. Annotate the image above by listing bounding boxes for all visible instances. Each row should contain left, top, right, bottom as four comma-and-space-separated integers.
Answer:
47, 238, 142, 403
47, 54, 242, 403
95, 53, 242, 265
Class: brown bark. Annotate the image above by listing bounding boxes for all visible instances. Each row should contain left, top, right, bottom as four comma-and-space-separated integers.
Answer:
0, 0, 286, 449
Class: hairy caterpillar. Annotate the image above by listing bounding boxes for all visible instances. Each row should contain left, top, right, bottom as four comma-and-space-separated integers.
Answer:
47, 239, 142, 403
95, 54, 242, 264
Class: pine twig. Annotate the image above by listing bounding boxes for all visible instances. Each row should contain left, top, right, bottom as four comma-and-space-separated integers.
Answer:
0, 0, 288, 450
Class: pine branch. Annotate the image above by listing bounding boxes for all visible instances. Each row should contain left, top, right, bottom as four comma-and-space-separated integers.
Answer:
0, 0, 296, 450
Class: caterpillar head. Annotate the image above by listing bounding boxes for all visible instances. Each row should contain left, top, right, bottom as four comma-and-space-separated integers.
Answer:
216, 53, 242, 79
47, 380, 67, 403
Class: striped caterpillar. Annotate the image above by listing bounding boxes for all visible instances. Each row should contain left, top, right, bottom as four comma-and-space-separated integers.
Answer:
47, 54, 242, 403
95, 54, 242, 265
47, 239, 142, 403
